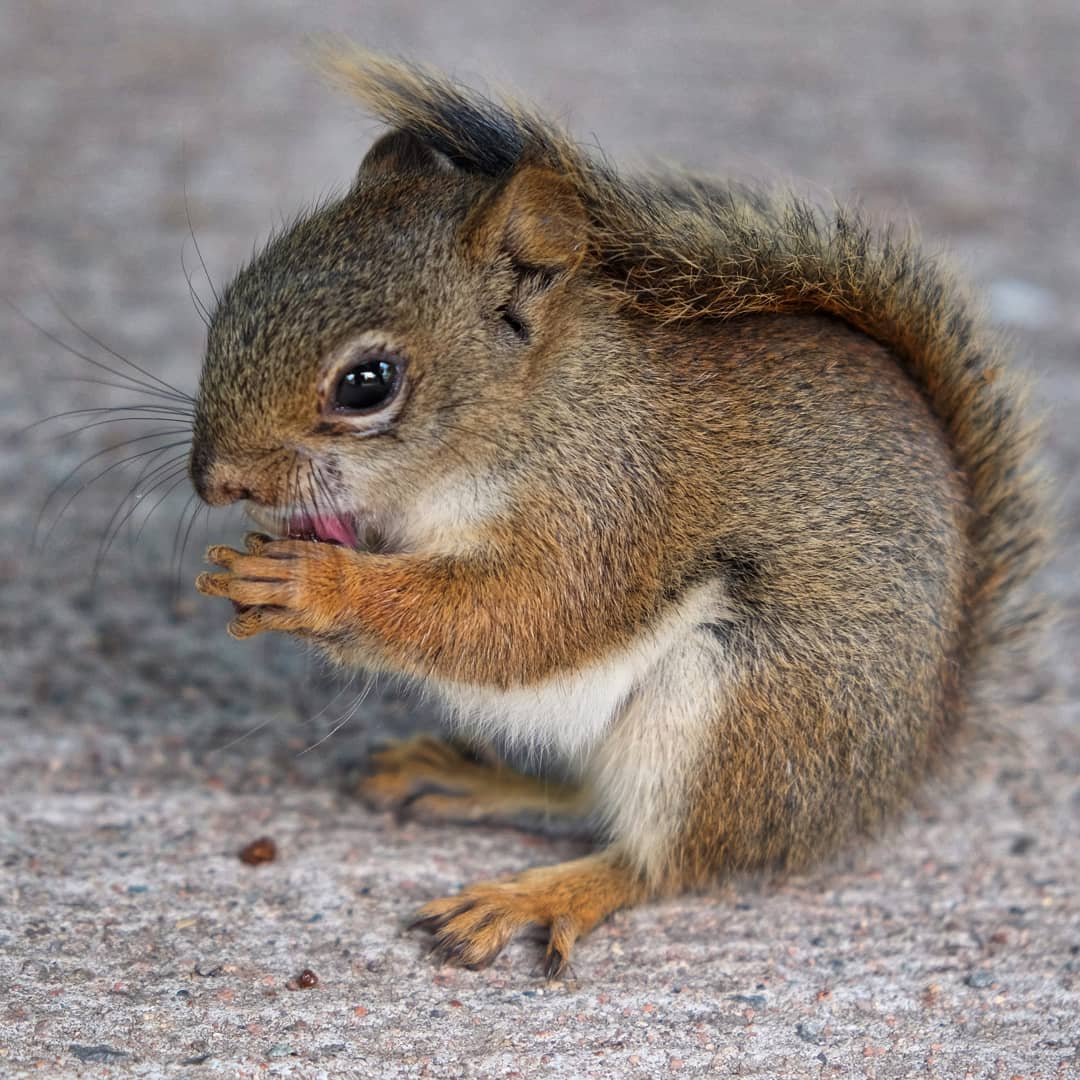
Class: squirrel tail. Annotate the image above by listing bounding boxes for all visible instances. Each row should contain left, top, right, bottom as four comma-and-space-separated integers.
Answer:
316, 44, 1046, 674
605, 190, 1047, 671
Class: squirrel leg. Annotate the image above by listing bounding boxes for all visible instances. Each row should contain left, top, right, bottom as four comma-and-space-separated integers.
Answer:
411, 632, 730, 972
195, 532, 626, 684
412, 849, 648, 977
359, 734, 586, 822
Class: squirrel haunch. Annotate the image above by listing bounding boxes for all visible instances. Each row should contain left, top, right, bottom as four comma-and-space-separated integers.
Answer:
191, 47, 1045, 975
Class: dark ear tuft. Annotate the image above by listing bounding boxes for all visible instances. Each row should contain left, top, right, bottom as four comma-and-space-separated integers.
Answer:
357, 129, 455, 181
467, 166, 588, 274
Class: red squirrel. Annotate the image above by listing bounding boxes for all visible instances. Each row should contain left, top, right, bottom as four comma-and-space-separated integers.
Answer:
191, 47, 1043, 975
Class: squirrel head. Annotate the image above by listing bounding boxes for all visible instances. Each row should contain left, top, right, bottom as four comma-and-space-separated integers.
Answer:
189, 129, 590, 543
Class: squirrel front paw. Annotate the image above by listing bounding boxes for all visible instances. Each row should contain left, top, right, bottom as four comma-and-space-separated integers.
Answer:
195, 532, 357, 639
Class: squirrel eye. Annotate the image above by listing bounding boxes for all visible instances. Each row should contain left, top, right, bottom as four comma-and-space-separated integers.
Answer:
332, 356, 398, 412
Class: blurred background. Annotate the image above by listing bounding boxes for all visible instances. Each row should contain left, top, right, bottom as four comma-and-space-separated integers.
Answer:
1, 1, 1076, 1075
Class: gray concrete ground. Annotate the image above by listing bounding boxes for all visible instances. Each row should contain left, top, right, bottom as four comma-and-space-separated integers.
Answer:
1, 1, 1077, 1076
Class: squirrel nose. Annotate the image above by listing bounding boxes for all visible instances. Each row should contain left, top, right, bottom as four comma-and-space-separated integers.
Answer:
198, 465, 260, 507
207, 477, 253, 506
189, 444, 262, 507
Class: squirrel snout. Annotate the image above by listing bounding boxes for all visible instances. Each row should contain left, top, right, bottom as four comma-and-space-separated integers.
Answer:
188, 439, 217, 504
199, 474, 254, 506
189, 443, 269, 507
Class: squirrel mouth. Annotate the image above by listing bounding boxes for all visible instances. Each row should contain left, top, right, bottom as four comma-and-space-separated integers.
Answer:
245, 506, 359, 548
284, 512, 358, 548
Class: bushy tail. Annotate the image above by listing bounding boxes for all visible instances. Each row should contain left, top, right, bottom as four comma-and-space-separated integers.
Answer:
598, 188, 1047, 666
316, 43, 1045, 667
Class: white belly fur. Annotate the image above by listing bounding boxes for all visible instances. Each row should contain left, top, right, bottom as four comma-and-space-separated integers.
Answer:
431, 584, 735, 876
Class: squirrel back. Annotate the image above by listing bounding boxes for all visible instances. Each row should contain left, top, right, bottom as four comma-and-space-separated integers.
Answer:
318, 45, 1045, 701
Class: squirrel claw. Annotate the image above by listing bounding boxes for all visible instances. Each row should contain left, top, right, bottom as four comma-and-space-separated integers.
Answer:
413, 892, 517, 970
412, 885, 580, 976
227, 608, 267, 639
195, 571, 230, 598
543, 942, 569, 981
204, 544, 242, 568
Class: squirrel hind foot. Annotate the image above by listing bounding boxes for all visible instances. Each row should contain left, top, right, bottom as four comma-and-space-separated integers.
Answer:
359, 734, 585, 823
410, 851, 648, 976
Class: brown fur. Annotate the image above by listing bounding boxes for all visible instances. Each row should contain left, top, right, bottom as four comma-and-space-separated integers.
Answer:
190, 47, 1045, 975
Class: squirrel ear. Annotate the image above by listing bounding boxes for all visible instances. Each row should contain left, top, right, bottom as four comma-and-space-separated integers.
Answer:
467, 167, 588, 275
357, 129, 455, 181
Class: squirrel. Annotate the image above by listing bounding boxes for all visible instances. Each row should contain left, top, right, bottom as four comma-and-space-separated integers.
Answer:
191, 45, 1044, 976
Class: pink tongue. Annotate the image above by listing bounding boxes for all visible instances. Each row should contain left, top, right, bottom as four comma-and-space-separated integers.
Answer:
288, 513, 356, 547
311, 514, 356, 547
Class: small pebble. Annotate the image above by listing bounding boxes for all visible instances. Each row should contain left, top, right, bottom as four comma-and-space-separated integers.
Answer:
239, 837, 277, 865
287, 968, 319, 990
796, 1020, 825, 1044
965, 970, 995, 989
